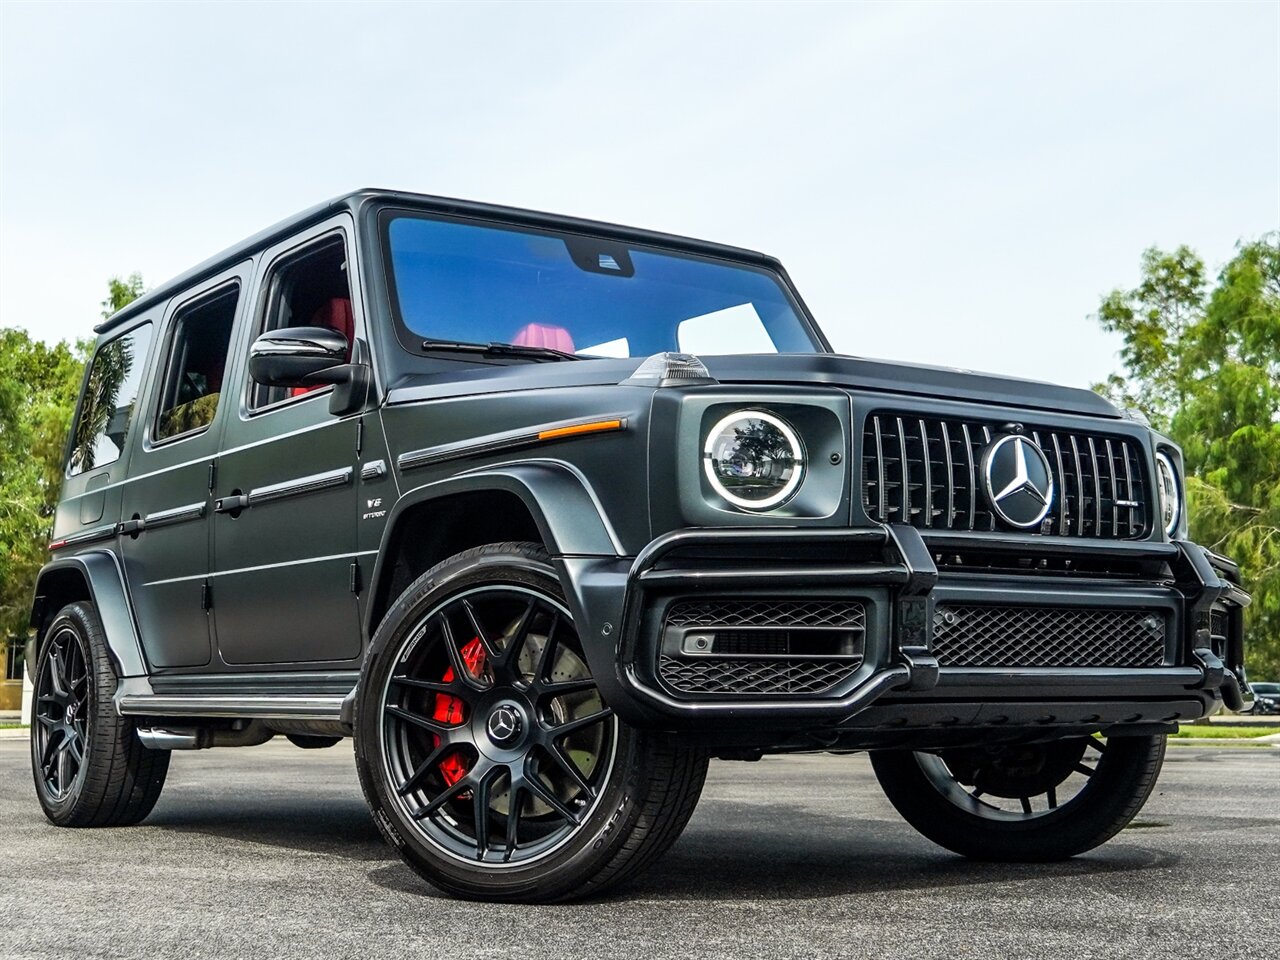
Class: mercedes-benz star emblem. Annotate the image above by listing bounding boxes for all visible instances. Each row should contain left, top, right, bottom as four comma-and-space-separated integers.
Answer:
486, 705, 522, 745
982, 434, 1054, 529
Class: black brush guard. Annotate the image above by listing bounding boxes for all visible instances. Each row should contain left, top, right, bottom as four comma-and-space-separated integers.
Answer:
612, 524, 1251, 731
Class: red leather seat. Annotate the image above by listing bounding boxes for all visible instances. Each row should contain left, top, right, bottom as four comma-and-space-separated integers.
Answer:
513, 322, 575, 353
291, 298, 353, 397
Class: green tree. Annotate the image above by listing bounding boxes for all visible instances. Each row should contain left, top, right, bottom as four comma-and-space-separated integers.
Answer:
1095, 236, 1280, 680
0, 275, 144, 657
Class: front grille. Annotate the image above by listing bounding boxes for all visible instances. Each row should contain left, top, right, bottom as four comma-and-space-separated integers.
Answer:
862, 413, 1149, 539
658, 656, 856, 695
933, 604, 1167, 667
659, 599, 865, 696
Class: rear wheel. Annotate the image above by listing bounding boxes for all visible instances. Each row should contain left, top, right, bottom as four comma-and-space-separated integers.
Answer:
871, 734, 1166, 861
355, 543, 707, 902
31, 601, 170, 827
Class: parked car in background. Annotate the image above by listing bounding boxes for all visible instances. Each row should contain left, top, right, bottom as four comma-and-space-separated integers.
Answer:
28, 190, 1251, 902
1246, 682, 1279, 715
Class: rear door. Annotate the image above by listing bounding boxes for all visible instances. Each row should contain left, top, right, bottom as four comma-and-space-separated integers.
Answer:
119, 268, 246, 668
209, 218, 365, 666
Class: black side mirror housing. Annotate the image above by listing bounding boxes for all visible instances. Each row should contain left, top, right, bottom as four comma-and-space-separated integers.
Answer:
249, 326, 350, 387
249, 327, 372, 417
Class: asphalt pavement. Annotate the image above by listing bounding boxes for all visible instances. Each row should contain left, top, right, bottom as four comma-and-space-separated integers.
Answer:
1, 738, 1276, 960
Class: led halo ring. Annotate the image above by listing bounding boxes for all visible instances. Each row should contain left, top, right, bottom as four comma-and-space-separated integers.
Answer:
702, 409, 805, 511
1155, 451, 1181, 537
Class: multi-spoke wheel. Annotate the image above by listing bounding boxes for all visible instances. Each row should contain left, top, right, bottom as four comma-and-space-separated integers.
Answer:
355, 543, 708, 902
871, 734, 1167, 861
30, 602, 170, 827
34, 619, 90, 800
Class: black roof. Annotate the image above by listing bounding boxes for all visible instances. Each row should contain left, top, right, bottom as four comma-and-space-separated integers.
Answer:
96, 188, 781, 334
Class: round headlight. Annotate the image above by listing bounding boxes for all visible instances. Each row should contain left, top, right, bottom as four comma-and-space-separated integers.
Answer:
703, 410, 804, 510
1155, 451, 1180, 537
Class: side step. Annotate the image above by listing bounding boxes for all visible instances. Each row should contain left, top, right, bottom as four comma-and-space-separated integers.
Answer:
118, 694, 346, 722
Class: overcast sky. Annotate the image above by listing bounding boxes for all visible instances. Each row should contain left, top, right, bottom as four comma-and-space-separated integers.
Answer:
1, 1, 1276, 389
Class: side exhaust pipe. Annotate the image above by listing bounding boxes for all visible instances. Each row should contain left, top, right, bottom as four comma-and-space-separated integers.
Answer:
136, 720, 275, 750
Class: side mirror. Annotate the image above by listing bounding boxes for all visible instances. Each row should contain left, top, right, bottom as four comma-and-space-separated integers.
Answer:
249, 326, 350, 387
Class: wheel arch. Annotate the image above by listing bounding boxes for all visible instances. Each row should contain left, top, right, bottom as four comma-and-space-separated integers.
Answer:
29, 551, 149, 679
365, 461, 624, 639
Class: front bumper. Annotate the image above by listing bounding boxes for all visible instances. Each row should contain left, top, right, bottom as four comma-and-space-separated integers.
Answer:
561, 525, 1251, 747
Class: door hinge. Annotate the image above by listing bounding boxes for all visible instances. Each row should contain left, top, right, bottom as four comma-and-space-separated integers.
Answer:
349, 561, 362, 595
201, 579, 212, 611
207, 461, 217, 492
356, 418, 364, 456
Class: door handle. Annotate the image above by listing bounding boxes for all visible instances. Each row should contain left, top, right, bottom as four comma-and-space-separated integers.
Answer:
214, 493, 249, 514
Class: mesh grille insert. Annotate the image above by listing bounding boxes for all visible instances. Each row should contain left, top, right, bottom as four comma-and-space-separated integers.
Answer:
664, 599, 865, 629
658, 656, 857, 695
933, 604, 1167, 668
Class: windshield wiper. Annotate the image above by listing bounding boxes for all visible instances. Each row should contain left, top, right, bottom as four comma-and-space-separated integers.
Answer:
420, 338, 583, 363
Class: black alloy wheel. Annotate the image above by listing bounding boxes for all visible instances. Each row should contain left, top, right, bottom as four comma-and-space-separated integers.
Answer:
30, 602, 170, 827
379, 582, 617, 865
33, 621, 90, 802
356, 543, 708, 902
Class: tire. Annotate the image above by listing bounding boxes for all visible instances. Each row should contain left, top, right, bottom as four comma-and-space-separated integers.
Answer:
871, 734, 1166, 861
30, 601, 170, 827
355, 542, 707, 902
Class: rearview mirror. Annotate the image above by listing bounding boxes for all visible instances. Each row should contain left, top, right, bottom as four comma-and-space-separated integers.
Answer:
249, 326, 349, 387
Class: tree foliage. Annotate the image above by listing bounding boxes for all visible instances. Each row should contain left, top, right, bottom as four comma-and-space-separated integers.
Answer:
1095, 236, 1280, 680
0, 276, 143, 647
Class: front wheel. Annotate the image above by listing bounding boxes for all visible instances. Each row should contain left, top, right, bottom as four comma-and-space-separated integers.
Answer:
871, 734, 1166, 861
355, 543, 707, 902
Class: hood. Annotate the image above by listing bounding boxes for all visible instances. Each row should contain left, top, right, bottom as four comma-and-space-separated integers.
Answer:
385, 352, 1120, 419
701, 354, 1120, 418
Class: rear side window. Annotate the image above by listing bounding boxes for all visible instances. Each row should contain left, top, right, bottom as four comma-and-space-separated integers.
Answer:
68, 323, 153, 476
154, 285, 239, 443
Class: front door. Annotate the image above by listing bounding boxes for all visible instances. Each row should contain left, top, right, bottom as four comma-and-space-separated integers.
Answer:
209, 221, 364, 666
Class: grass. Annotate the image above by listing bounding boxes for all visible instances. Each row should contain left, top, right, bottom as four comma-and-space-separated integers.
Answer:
0, 723, 29, 730
1173, 724, 1276, 739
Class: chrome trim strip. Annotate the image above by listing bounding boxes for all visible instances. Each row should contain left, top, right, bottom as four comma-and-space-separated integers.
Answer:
143, 549, 377, 586
398, 416, 626, 473
118, 694, 346, 721
143, 501, 207, 529
249, 466, 353, 505
57, 524, 118, 548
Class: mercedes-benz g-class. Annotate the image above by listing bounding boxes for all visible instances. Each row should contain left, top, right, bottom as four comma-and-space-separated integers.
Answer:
29, 190, 1251, 901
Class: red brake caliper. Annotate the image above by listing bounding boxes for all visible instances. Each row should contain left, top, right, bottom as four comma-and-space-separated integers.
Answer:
432, 637, 487, 787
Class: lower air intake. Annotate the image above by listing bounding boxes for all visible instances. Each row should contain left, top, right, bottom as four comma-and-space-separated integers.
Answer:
658, 598, 866, 696
933, 604, 1167, 668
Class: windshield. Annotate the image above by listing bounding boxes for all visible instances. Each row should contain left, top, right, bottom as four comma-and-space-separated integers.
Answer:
383, 213, 820, 358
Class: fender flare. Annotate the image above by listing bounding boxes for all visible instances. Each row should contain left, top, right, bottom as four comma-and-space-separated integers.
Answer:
364, 458, 625, 638
29, 551, 150, 679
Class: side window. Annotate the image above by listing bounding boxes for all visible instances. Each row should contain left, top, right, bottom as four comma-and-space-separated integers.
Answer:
154, 285, 238, 443
251, 235, 352, 410
68, 323, 153, 476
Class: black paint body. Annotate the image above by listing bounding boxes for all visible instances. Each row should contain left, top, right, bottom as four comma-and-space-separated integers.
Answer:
29, 189, 1251, 752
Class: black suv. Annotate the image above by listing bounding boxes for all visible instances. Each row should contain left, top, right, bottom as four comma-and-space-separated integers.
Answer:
29, 190, 1251, 902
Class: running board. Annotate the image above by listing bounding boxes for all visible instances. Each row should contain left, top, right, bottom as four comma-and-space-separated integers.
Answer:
117, 694, 346, 722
